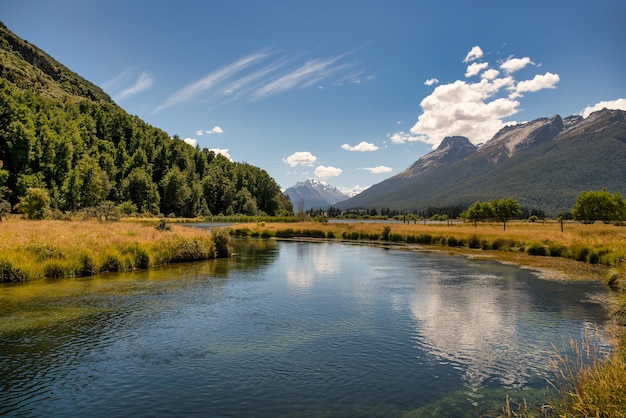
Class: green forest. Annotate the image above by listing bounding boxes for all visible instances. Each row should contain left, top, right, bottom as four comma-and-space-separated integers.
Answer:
0, 22, 292, 219
0, 79, 292, 218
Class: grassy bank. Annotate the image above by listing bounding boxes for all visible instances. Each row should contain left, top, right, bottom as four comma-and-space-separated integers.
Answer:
232, 220, 626, 416
0, 219, 231, 283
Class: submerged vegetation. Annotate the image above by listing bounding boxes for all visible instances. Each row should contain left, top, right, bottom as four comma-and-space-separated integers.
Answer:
0, 219, 232, 283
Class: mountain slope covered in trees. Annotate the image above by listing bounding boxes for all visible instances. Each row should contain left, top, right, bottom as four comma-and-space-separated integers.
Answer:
0, 22, 292, 218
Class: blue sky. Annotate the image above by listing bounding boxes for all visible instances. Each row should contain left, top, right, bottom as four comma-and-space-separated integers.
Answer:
2, 0, 626, 194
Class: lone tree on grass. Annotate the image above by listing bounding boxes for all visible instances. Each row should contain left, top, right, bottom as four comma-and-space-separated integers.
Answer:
572, 188, 626, 224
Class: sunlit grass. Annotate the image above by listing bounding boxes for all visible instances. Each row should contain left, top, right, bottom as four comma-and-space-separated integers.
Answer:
0, 219, 228, 282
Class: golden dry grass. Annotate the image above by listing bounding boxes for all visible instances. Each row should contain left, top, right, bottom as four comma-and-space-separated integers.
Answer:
0, 219, 219, 282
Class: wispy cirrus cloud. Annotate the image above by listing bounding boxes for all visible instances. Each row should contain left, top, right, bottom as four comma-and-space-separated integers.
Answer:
156, 47, 370, 111
156, 50, 271, 112
103, 69, 154, 102
115, 72, 154, 101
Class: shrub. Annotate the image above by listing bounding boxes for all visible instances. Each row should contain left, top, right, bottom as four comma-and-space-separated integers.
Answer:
77, 253, 97, 276
390, 233, 403, 242
380, 226, 391, 241
260, 230, 273, 238
133, 247, 150, 269
468, 234, 481, 249
326, 231, 335, 239
100, 253, 122, 272
526, 243, 548, 256
212, 228, 233, 258
588, 251, 600, 265
447, 237, 459, 247
0, 260, 27, 283
43, 260, 71, 279
276, 228, 295, 238
572, 246, 591, 262
416, 234, 432, 245
548, 244, 568, 257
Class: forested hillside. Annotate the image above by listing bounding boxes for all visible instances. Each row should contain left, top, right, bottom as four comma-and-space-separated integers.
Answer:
0, 22, 292, 218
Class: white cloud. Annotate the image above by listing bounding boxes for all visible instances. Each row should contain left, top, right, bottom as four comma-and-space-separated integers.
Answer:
156, 50, 270, 111
339, 185, 367, 197
362, 166, 392, 174
463, 46, 483, 63
581, 98, 626, 118
314, 165, 342, 180
387, 131, 428, 144
391, 47, 561, 148
481, 69, 500, 80
283, 151, 317, 167
114, 72, 154, 102
465, 62, 489, 78
510, 72, 559, 98
341, 141, 379, 152
210, 148, 233, 161
424, 78, 439, 86
156, 48, 371, 110
183, 137, 198, 147
408, 78, 519, 147
253, 56, 350, 100
500, 56, 534, 73
197, 126, 224, 136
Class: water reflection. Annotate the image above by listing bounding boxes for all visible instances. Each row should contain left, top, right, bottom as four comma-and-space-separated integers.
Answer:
406, 257, 607, 390
0, 239, 609, 417
285, 242, 341, 289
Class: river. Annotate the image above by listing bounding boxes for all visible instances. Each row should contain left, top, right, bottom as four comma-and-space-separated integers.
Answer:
0, 238, 610, 417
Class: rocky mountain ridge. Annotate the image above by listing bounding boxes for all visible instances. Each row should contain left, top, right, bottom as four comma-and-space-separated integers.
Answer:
337, 108, 626, 215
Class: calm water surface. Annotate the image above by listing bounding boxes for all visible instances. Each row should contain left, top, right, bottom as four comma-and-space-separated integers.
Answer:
0, 239, 609, 417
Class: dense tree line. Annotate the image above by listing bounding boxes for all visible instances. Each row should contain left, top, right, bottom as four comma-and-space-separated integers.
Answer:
0, 79, 292, 218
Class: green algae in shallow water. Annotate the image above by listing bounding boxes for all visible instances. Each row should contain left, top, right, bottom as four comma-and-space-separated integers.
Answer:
0, 306, 104, 333
402, 387, 554, 417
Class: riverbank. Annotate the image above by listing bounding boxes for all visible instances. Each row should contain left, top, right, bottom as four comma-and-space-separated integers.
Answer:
232, 220, 626, 416
0, 219, 231, 283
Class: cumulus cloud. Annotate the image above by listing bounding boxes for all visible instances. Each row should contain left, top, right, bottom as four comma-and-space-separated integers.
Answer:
500, 56, 534, 73
510, 72, 559, 98
387, 131, 427, 144
340, 185, 367, 197
391, 46, 560, 148
341, 141, 379, 152
581, 98, 626, 118
314, 165, 342, 180
283, 151, 317, 167
463, 46, 483, 63
481, 68, 500, 80
465, 62, 489, 78
183, 137, 198, 147
424, 78, 439, 86
362, 166, 392, 174
196, 126, 224, 135
210, 148, 233, 161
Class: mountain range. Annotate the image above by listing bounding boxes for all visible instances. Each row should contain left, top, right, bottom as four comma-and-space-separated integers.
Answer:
336, 109, 626, 216
283, 179, 349, 211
